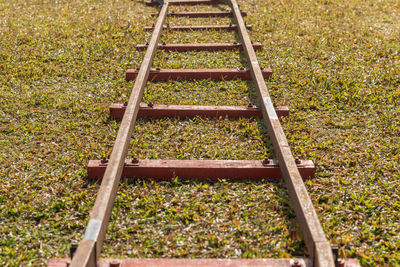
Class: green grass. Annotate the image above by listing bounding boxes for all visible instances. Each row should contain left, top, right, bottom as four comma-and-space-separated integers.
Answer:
0, 0, 399, 266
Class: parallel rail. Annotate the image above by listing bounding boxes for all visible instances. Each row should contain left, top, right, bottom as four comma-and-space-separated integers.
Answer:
229, 0, 335, 265
69, 3, 169, 266
49, 1, 361, 266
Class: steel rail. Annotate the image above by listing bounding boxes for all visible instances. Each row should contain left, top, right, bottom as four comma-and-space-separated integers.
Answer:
226, 0, 335, 266
69, 3, 169, 267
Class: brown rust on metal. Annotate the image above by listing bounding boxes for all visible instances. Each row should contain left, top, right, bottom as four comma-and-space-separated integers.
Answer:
87, 159, 316, 181
69, 3, 169, 267
109, 103, 289, 119
228, 0, 335, 265
151, 11, 247, 17
136, 42, 262, 51
126, 68, 272, 81
49, 258, 362, 267
48, 1, 362, 266
145, 24, 252, 31
146, 0, 221, 6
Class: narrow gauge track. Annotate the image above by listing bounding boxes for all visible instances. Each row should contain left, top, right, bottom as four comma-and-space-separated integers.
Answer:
49, 0, 360, 266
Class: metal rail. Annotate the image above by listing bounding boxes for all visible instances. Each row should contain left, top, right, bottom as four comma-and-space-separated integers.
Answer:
69, 3, 169, 266
63, 0, 342, 266
227, 0, 335, 265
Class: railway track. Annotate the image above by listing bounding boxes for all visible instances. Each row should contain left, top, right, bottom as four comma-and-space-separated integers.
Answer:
49, 0, 361, 266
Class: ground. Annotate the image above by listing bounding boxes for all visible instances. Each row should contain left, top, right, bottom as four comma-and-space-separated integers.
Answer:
0, 0, 399, 266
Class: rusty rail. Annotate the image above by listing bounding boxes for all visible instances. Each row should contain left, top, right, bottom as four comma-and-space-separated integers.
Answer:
49, 0, 361, 266
228, 0, 335, 265
69, 3, 169, 267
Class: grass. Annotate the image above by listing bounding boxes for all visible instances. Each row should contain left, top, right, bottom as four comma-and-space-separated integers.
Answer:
0, 0, 399, 266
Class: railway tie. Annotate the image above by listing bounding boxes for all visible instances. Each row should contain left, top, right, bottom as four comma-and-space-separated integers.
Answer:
49, 0, 361, 266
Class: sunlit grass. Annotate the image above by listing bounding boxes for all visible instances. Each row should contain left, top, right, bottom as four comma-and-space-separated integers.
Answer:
0, 0, 399, 266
